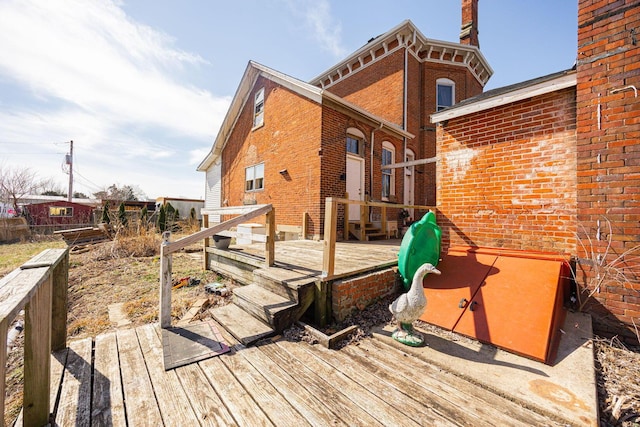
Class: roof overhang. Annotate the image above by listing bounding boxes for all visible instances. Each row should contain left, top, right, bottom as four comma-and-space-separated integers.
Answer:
430, 70, 576, 123
310, 20, 493, 89
198, 61, 413, 172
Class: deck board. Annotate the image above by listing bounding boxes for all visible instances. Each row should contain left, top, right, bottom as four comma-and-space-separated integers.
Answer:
44, 320, 566, 426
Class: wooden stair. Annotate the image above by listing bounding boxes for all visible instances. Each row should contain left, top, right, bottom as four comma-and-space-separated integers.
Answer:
209, 266, 315, 345
348, 221, 388, 241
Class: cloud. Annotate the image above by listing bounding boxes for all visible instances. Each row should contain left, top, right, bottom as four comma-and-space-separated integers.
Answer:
0, 0, 229, 140
284, 0, 347, 59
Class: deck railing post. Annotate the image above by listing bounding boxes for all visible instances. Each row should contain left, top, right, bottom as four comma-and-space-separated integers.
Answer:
265, 208, 275, 267
343, 193, 350, 240
302, 212, 308, 240
51, 250, 69, 351
322, 198, 337, 278
202, 213, 210, 270
381, 205, 387, 239
159, 232, 173, 329
23, 274, 53, 426
359, 198, 367, 241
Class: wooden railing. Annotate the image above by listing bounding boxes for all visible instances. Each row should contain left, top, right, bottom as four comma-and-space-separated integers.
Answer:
322, 197, 435, 279
0, 248, 69, 426
160, 204, 274, 328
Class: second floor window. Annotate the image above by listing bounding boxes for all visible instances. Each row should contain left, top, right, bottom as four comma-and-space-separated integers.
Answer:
245, 163, 264, 191
253, 88, 264, 128
436, 78, 455, 111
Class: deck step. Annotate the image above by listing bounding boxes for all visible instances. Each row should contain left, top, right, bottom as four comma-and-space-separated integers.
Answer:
209, 304, 275, 345
233, 284, 298, 330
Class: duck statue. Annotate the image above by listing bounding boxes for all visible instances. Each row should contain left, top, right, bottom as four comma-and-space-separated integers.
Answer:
389, 262, 441, 346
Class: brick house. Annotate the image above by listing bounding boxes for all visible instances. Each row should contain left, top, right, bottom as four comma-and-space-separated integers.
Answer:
431, 0, 640, 343
198, 10, 491, 239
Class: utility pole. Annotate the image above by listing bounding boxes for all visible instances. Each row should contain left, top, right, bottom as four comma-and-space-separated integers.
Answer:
66, 140, 73, 202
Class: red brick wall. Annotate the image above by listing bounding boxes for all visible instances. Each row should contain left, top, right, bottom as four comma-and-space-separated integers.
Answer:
222, 77, 323, 233
576, 0, 640, 342
436, 87, 578, 253
332, 268, 400, 321
328, 49, 405, 125
319, 108, 406, 235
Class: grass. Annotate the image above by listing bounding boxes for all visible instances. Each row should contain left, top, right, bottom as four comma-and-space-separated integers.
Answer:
0, 238, 66, 276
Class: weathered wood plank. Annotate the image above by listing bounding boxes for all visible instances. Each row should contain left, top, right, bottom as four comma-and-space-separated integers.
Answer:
261, 342, 384, 427
23, 275, 52, 427
362, 337, 557, 426
50, 348, 69, 418
136, 324, 201, 424
174, 363, 238, 426
0, 267, 49, 325
92, 332, 126, 427
54, 338, 92, 427
219, 349, 310, 426
199, 351, 274, 426
165, 204, 272, 255
348, 339, 542, 427
117, 327, 164, 426
0, 319, 7, 424
275, 339, 422, 427
237, 345, 348, 426
291, 339, 457, 426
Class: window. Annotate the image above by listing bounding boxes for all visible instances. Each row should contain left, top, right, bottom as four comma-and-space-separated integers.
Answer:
381, 142, 395, 199
245, 163, 264, 191
346, 127, 365, 156
346, 136, 360, 155
253, 88, 264, 128
49, 206, 73, 217
436, 78, 455, 111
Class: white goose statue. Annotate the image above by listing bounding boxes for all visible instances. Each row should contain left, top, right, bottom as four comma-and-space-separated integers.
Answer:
389, 262, 441, 346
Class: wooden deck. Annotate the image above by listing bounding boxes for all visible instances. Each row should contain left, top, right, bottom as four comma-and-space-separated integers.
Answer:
45, 319, 565, 426
211, 238, 403, 280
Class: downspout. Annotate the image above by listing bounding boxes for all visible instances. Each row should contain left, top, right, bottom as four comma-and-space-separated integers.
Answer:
403, 32, 415, 180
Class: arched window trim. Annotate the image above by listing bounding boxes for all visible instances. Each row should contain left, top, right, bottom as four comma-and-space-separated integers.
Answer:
346, 127, 365, 156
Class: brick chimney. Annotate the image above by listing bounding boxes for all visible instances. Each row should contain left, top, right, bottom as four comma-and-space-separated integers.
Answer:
460, 0, 479, 47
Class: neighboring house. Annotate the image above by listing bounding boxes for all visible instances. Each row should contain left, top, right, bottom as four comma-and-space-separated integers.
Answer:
430, 0, 640, 343
198, 2, 491, 239
24, 200, 94, 229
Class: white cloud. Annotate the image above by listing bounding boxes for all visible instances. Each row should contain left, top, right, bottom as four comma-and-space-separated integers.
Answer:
284, 0, 347, 59
0, 0, 229, 198
0, 0, 228, 140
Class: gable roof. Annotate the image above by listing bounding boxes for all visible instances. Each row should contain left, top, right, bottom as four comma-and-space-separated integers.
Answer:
197, 61, 413, 172
310, 19, 493, 89
430, 68, 577, 123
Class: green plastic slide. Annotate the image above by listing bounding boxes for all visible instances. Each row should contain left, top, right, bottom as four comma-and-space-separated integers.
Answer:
397, 211, 441, 290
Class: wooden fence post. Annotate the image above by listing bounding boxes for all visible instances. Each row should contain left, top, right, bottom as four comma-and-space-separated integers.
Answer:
344, 193, 350, 241
51, 250, 69, 351
159, 232, 173, 329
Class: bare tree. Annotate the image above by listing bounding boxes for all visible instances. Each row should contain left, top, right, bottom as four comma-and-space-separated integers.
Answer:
0, 165, 40, 214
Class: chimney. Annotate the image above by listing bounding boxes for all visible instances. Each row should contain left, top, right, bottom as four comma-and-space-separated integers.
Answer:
460, 0, 479, 47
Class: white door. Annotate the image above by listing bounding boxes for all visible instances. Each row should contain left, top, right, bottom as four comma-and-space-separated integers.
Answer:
404, 149, 415, 219
346, 155, 364, 221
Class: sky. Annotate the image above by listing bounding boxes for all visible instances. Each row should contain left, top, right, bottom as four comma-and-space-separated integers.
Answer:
0, 0, 578, 201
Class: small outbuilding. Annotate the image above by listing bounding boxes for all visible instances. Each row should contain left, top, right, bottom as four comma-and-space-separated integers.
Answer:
24, 200, 94, 231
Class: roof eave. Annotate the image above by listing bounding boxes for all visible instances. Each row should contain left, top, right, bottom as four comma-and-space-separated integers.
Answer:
430, 72, 577, 123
